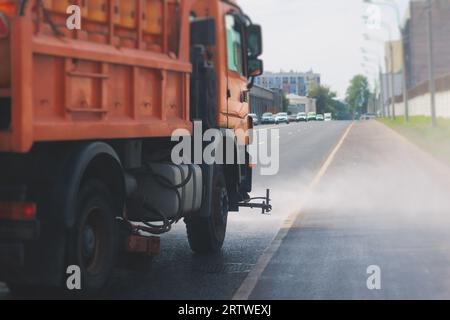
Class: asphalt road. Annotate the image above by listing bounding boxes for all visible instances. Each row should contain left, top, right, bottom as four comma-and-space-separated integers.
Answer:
0, 120, 351, 299
106, 120, 351, 300
5, 119, 449, 300
249, 120, 450, 300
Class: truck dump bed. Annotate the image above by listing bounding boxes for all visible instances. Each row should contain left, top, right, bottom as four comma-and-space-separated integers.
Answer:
0, 0, 192, 153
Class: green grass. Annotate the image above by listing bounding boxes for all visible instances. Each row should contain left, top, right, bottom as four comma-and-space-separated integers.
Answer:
379, 116, 450, 166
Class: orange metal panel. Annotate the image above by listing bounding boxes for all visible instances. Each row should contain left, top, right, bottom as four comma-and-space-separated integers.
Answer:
0, 0, 193, 153
52, 0, 70, 13
117, 0, 136, 28
87, 0, 110, 22
33, 55, 65, 121
33, 120, 192, 142
31, 36, 191, 72
10, 16, 33, 153
1, 0, 251, 153
136, 68, 161, 119
144, 0, 163, 34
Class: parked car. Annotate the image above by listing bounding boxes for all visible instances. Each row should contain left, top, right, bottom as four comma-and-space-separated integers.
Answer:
261, 112, 275, 124
296, 112, 307, 122
324, 113, 332, 121
275, 112, 290, 124
249, 113, 259, 126
316, 114, 325, 121
288, 114, 297, 123
307, 112, 317, 121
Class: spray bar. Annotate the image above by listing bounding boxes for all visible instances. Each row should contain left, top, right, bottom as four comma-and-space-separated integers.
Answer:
238, 189, 272, 214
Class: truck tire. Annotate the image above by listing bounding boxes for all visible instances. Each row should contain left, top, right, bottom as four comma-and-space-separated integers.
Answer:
186, 167, 229, 254
66, 179, 118, 296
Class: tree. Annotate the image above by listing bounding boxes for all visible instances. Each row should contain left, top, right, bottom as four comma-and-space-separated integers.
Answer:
308, 85, 337, 115
345, 75, 371, 119
335, 100, 352, 120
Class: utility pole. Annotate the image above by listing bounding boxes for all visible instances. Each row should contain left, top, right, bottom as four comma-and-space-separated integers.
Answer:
385, 55, 391, 118
379, 68, 385, 117
427, 0, 437, 127
400, 28, 409, 122
389, 41, 396, 120
363, 0, 409, 122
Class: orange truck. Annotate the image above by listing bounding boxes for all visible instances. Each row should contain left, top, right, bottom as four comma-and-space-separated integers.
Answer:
0, 0, 268, 294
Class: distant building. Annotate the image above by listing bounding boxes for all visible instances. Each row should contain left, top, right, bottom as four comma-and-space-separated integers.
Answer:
249, 85, 283, 117
381, 40, 404, 107
380, 72, 403, 106
286, 94, 316, 114
254, 70, 321, 96
403, 0, 450, 89
385, 40, 403, 74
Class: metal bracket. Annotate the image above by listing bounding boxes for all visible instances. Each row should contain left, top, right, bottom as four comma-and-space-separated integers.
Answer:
238, 189, 272, 214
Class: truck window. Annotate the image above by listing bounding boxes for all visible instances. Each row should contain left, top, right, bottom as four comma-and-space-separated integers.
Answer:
225, 15, 244, 75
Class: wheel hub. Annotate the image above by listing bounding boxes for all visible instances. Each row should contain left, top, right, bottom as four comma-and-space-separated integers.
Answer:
82, 223, 96, 262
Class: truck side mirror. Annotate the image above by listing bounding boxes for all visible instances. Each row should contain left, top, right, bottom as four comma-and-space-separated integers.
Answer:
190, 18, 216, 46
247, 25, 263, 57
248, 58, 263, 77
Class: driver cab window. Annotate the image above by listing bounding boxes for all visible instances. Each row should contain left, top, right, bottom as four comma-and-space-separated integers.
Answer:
226, 15, 245, 75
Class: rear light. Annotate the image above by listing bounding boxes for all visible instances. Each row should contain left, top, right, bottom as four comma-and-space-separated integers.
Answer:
0, 12, 10, 39
0, 1, 16, 17
0, 202, 36, 221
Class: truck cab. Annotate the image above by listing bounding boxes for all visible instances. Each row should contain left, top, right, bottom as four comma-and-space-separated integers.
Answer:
0, 0, 265, 296
189, 0, 263, 139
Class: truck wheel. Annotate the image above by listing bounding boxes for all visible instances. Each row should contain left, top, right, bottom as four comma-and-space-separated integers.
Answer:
186, 168, 229, 254
66, 179, 118, 296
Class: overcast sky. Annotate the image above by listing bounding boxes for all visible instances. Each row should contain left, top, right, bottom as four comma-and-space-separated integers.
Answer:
239, 0, 410, 98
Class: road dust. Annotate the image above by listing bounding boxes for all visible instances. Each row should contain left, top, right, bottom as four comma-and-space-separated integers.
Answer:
238, 120, 450, 233
303, 124, 450, 229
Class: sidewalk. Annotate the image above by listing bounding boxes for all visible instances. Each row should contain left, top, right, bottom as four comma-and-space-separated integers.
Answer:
243, 120, 450, 300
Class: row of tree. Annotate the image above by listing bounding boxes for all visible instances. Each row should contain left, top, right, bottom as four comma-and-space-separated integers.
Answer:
303, 74, 372, 120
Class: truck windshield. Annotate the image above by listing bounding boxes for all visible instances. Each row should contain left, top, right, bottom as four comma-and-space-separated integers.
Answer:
225, 15, 244, 75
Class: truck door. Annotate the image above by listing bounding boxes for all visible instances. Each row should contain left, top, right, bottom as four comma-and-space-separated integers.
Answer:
225, 14, 249, 128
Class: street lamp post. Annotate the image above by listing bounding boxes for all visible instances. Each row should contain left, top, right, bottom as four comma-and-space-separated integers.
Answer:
364, 0, 408, 122
400, 28, 409, 122
363, 34, 393, 119
379, 68, 385, 117
362, 57, 382, 116
381, 22, 396, 120
427, 0, 437, 127
361, 47, 384, 117
384, 55, 392, 118
389, 40, 396, 120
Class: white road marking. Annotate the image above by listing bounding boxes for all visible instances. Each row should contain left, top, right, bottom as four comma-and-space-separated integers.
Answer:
232, 122, 355, 300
